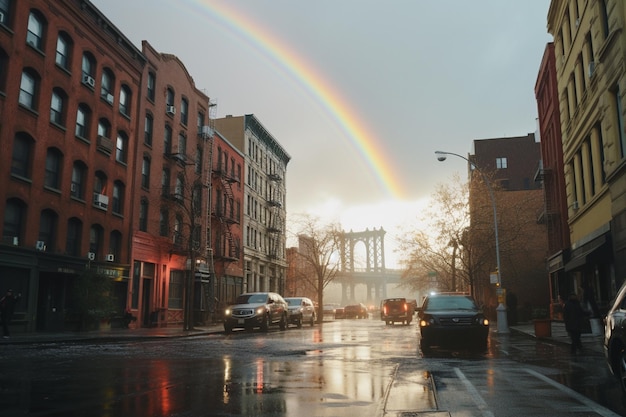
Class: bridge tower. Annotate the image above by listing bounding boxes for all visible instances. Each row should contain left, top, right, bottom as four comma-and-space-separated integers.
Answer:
339, 227, 387, 305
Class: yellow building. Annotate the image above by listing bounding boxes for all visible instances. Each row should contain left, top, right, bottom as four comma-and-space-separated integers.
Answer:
547, 0, 626, 312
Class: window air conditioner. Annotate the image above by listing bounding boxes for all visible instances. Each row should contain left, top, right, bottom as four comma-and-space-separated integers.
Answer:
106, 254, 115, 262
87, 252, 96, 261
93, 193, 109, 209
83, 75, 95, 87
201, 126, 214, 137
166, 105, 176, 115
36, 240, 46, 251
70, 183, 78, 193
0, 11, 5, 24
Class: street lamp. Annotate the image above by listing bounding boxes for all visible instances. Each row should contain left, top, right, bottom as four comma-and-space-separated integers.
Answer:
435, 150, 509, 334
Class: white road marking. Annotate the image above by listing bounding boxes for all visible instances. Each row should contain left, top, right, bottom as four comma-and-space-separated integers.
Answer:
525, 368, 622, 417
454, 367, 495, 417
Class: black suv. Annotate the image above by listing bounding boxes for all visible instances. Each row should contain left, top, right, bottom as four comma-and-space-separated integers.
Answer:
604, 280, 626, 393
417, 293, 489, 352
380, 298, 413, 325
223, 292, 288, 333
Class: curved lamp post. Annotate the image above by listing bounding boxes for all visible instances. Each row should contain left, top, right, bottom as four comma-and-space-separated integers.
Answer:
435, 150, 509, 334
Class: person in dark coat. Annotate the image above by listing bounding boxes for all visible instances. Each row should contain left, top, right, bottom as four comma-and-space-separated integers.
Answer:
0, 289, 21, 338
563, 292, 586, 354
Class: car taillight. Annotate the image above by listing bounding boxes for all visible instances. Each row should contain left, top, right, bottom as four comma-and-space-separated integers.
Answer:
403, 303, 408, 312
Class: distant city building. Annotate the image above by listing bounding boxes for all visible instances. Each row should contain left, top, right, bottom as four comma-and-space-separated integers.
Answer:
214, 115, 291, 295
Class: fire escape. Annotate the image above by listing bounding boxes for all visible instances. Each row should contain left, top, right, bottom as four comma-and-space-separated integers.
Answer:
267, 171, 283, 259
211, 163, 241, 262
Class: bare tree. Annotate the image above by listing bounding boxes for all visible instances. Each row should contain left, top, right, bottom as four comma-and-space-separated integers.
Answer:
397, 174, 472, 294
288, 214, 342, 323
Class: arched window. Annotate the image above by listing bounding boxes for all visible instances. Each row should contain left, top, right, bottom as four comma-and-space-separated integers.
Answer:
71, 161, 87, 199
19, 68, 39, 110
119, 85, 131, 116
44, 147, 62, 189
109, 230, 122, 260
55, 31, 72, 70
65, 217, 82, 256
50, 87, 67, 126
180, 97, 189, 125
11, 133, 33, 178
81, 52, 96, 88
164, 124, 172, 155
89, 224, 104, 256
141, 156, 151, 189
139, 199, 148, 232
112, 181, 124, 215
116, 131, 128, 163
38, 209, 58, 252
3, 198, 25, 245
26, 10, 45, 50
75, 104, 91, 138
147, 71, 156, 101
144, 113, 153, 146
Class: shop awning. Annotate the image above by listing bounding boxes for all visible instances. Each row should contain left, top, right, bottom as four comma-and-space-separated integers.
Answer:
564, 237, 609, 272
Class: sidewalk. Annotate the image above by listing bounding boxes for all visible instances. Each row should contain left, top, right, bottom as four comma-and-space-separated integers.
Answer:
0, 323, 224, 345
509, 320, 605, 354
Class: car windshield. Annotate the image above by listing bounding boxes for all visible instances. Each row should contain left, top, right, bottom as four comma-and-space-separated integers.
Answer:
236, 293, 268, 304
425, 296, 477, 311
286, 298, 302, 306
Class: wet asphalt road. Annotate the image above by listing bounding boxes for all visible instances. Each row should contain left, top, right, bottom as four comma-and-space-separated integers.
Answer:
0, 318, 625, 416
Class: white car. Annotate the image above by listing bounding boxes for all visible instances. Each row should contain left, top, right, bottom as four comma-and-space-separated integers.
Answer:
284, 297, 316, 327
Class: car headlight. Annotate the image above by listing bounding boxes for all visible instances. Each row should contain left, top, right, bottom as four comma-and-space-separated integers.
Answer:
476, 317, 489, 326
224, 308, 231, 316
256, 307, 266, 315
419, 318, 432, 327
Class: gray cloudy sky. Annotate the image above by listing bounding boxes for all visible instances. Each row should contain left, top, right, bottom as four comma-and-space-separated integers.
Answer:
91, 0, 553, 267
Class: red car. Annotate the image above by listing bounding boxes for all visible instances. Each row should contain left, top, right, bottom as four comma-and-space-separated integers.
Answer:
343, 303, 368, 319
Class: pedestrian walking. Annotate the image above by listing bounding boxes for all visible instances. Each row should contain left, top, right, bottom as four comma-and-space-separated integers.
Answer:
0, 289, 21, 338
563, 292, 586, 354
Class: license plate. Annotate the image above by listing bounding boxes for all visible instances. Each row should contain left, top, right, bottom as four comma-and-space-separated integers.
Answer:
238, 319, 244, 324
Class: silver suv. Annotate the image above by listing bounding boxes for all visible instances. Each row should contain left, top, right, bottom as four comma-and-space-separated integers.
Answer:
224, 292, 288, 333
284, 297, 316, 327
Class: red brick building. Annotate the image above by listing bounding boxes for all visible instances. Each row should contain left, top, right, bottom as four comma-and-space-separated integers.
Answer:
534, 42, 570, 319
129, 41, 213, 328
0, 0, 146, 331
210, 130, 245, 318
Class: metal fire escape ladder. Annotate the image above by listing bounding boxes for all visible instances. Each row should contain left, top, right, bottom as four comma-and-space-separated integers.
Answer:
267, 171, 282, 259
203, 99, 217, 322
217, 170, 239, 260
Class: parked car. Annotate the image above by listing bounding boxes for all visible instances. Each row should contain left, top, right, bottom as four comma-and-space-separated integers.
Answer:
417, 293, 489, 352
344, 303, 368, 319
323, 303, 339, 318
223, 292, 288, 333
334, 306, 345, 319
380, 297, 413, 325
604, 280, 626, 393
284, 297, 317, 327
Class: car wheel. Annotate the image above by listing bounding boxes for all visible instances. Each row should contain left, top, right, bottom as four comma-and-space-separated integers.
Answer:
618, 347, 626, 394
296, 317, 302, 328
261, 314, 270, 332
279, 313, 287, 330
310, 313, 316, 326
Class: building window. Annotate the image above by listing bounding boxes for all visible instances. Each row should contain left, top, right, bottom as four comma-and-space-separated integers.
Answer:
97, 118, 111, 139
71, 163, 86, 199
160, 208, 169, 236
3, 199, 24, 246
11, 133, 32, 178
0, 49, 8, 93
109, 231, 122, 260
144, 114, 153, 146
75, 104, 90, 139
168, 271, 184, 309
173, 215, 182, 245
178, 133, 186, 157
81, 53, 96, 88
38, 209, 57, 252
26, 11, 44, 50
66, 217, 82, 256
147, 71, 156, 101
164, 124, 172, 155
19, 70, 37, 110
100, 69, 115, 104
496, 157, 508, 169
139, 199, 148, 232
112, 181, 124, 215
162, 168, 170, 196
89, 225, 103, 256
181, 98, 188, 125
197, 112, 205, 134
50, 88, 66, 126
119, 85, 131, 116
116, 132, 128, 163
166, 88, 174, 107
614, 87, 626, 159
141, 156, 151, 189
0, 1, 9, 26
44, 148, 61, 189
55, 32, 71, 70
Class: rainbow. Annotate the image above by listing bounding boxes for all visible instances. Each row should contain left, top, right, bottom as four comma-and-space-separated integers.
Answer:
185, 0, 408, 199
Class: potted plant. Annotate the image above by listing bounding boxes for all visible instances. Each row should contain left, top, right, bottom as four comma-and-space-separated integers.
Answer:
532, 307, 551, 338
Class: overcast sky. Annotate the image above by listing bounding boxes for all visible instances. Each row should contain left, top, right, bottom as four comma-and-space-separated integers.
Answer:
91, 0, 553, 267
